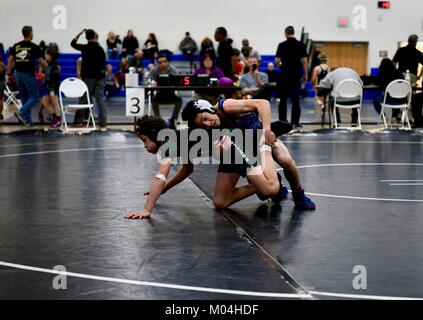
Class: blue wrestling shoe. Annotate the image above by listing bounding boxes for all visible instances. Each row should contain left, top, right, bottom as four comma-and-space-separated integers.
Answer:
293, 188, 316, 210
257, 172, 289, 202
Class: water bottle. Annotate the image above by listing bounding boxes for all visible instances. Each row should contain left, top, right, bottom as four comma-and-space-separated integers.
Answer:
405, 69, 411, 84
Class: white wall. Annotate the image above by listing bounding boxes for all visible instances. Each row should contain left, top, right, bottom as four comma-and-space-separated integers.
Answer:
1, 0, 423, 71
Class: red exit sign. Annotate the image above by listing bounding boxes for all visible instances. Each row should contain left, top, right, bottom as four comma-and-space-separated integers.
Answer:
378, 1, 391, 9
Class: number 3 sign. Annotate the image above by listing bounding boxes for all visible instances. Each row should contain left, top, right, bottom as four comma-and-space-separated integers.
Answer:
126, 88, 145, 117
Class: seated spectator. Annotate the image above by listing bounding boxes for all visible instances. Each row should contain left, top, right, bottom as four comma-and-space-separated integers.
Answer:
194, 54, 225, 102
318, 67, 363, 125
122, 29, 140, 65
311, 53, 331, 108
143, 33, 159, 63
106, 31, 121, 60
372, 58, 404, 120
115, 56, 130, 88
231, 48, 244, 82
265, 62, 279, 87
133, 50, 145, 77
239, 55, 271, 100
195, 54, 224, 79
147, 54, 182, 129
179, 31, 197, 71
104, 64, 118, 100
143, 63, 155, 84
200, 37, 215, 59
241, 38, 261, 71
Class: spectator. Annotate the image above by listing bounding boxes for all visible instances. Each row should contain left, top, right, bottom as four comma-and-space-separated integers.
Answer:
76, 57, 82, 79
143, 63, 155, 84
311, 53, 331, 107
40, 45, 61, 128
122, 29, 140, 65
104, 64, 118, 100
143, 33, 159, 64
239, 55, 270, 100
309, 50, 322, 79
133, 50, 145, 77
7, 26, 47, 126
214, 27, 234, 78
194, 53, 224, 79
265, 62, 279, 87
311, 54, 330, 87
115, 56, 130, 88
0, 43, 4, 59
275, 25, 308, 128
106, 31, 121, 60
71, 28, 108, 130
179, 31, 198, 72
39, 41, 47, 55
200, 37, 215, 59
232, 48, 245, 82
318, 67, 363, 125
393, 34, 423, 86
147, 54, 182, 129
241, 38, 261, 69
194, 54, 225, 102
372, 58, 404, 119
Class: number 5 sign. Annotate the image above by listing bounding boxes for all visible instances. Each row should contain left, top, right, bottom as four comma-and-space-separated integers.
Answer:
126, 88, 145, 117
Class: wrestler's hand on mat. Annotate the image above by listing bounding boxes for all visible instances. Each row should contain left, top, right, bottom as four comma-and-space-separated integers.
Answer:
125, 209, 152, 219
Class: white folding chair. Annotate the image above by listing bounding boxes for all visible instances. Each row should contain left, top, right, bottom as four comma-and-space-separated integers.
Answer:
332, 79, 363, 130
59, 78, 96, 133
378, 79, 412, 130
3, 83, 22, 119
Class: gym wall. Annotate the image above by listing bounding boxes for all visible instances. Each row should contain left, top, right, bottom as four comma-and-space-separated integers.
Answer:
1, 0, 422, 71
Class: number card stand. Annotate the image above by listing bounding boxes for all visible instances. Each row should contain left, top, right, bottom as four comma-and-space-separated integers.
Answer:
125, 73, 145, 131
125, 88, 145, 117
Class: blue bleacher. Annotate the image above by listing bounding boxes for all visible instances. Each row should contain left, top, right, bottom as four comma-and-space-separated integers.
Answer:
57, 53, 276, 80
4, 52, 380, 99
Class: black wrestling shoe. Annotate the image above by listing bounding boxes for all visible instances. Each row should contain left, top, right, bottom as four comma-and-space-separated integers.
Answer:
271, 121, 293, 137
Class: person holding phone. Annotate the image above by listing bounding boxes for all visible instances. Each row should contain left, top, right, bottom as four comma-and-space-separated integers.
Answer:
239, 56, 271, 100
70, 28, 107, 130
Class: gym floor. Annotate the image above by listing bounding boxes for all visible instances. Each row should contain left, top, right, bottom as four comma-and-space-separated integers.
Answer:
0, 128, 422, 300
